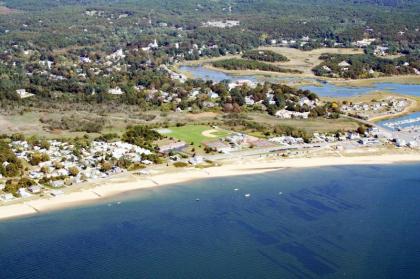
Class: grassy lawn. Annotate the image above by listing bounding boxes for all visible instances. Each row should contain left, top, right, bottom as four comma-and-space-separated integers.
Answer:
164, 125, 230, 146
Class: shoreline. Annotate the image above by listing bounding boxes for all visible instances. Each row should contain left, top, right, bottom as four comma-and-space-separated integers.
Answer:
1, 153, 419, 221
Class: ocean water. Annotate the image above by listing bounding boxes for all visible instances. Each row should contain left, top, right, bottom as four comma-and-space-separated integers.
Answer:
1, 164, 420, 279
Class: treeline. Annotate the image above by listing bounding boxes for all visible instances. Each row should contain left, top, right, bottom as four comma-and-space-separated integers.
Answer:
1, 0, 419, 58
242, 50, 288, 62
0, 139, 23, 177
313, 53, 418, 79
212, 59, 301, 74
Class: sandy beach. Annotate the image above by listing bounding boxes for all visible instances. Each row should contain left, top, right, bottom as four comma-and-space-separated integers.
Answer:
1, 153, 419, 221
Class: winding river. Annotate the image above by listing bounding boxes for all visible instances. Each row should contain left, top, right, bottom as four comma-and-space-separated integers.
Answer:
179, 65, 420, 98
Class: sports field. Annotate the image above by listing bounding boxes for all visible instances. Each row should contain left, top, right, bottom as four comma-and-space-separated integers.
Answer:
159, 125, 230, 146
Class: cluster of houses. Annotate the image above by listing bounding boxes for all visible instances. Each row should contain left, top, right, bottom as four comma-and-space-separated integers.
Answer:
341, 98, 409, 119
353, 38, 376, 48
274, 97, 318, 119
269, 127, 416, 149
200, 126, 414, 154
202, 20, 240, 28
203, 133, 275, 154
269, 130, 382, 147
135, 77, 316, 113
0, 140, 154, 200
275, 110, 310, 119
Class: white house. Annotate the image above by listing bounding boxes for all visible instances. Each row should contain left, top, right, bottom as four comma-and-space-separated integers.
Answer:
18, 188, 32, 198
189, 156, 204, 165
275, 109, 309, 119
108, 87, 124, 95
28, 185, 41, 194
106, 49, 125, 61
245, 96, 255, 105
208, 91, 219, 99
16, 89, 34, 99
338, 61, 350, 67
0, 193, 14, 202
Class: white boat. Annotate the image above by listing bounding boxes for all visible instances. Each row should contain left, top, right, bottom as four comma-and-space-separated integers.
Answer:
244, 193, 251, 198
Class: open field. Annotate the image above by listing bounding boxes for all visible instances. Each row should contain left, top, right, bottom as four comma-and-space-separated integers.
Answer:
0, 108, 361, 142
162, 125, 231, 146
0, 109, 222, 138
0, 111, 127, 138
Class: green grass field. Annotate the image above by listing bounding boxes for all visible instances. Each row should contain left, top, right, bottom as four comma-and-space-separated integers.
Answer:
163, 125, 230, 146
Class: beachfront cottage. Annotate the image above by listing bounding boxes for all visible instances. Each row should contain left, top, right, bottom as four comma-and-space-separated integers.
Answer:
18, 188, 32, 198
396, 138, 407, 147
28, 185, 41, 194
408, 141, 418, 148
0, 193, 14, 202
51, 180, 65, 188
189, 156, 204, 165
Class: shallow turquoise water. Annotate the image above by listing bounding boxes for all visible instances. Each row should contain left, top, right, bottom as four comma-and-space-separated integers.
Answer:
0, 164, 420, 279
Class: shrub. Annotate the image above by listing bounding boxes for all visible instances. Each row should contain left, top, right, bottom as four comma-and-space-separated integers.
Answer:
173, 162, 188, 168
68, 166, 79, 176
100, 161, 113, 172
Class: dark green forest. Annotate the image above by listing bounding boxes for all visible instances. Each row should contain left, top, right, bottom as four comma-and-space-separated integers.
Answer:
0, 0, 419, 109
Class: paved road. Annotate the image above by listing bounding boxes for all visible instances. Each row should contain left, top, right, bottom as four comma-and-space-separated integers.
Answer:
205, 142, 332, 161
